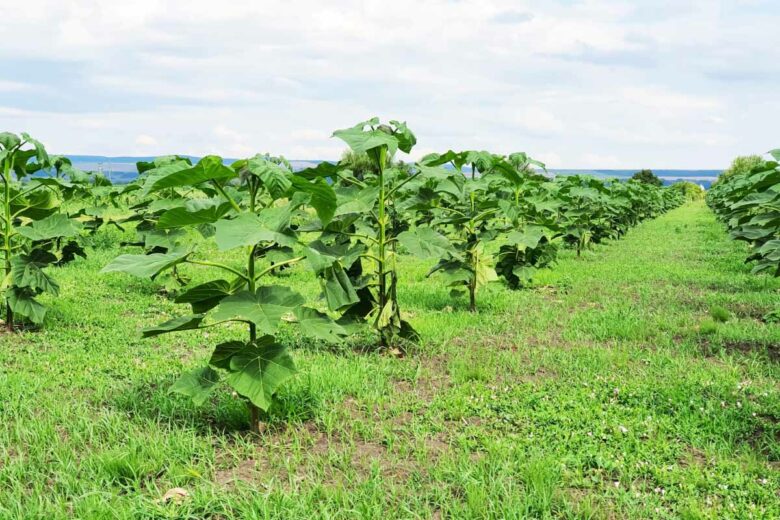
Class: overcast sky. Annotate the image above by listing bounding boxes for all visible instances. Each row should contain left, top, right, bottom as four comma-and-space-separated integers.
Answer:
1, 1, 777, 168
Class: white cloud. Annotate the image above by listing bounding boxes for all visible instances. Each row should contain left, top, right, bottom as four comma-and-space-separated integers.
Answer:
134, 134, 158, 146
0, 0, 777, 168
619, 86, 720, 111
0, 80, 34, 92
535, 152, 562, 168
511, 107, 565, 135
580, 153, 622, 168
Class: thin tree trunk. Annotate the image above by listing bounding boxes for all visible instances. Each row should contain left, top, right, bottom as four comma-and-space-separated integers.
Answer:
3, 160, 13, 332
375, 148, 389, 349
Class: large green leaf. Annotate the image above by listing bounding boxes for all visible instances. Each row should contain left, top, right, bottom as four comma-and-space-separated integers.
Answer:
428, 259, 471, 287
505, 226, 548, 250
21, 133, 49, 170
101, 250, 190, 278
6, 289, 46, 324
245, 156, 293, 199
333, 120, 400, 156
209, 286, 304, 333
214, 212, 297, 251
322, 265, 360, 311
464, 150, 495, 173
174, 279, 235, 313
294, 307, 346, 342
225, 336, 296, 411
11, 255, 59, 295
289, 176, 337, 226
16, 214, 82, 241
295, 161, 340, 180
143, 155, 236, 194
334, 186, 379, 216
143, 229, 186, 250
398, 227, 453, 259
209, 341, 247, 370
157, 198, 233, 229
139, 161, 191, 194
142, 314, 205, 338
0, 132, 21, 150
11, 188, 57, 220
388, 120, 417, 153
169, 366, 220, 406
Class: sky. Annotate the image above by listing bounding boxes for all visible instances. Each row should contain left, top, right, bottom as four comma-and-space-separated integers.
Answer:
0, 0, 778, 169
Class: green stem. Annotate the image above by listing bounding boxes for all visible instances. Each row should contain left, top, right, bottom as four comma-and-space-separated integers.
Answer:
186, 259, 249, 281
211, 180, 242, 213
331, 230, 378, 244
248, 249, 256, 341
375, 147, 389, 348
247, 238, 261, 433
255, 256, 304, 280
9, 183, 46, 204
359, 253, 383, 264
385, 171, 420, 199
336, 172, 367, 188
3, 157, 13, 331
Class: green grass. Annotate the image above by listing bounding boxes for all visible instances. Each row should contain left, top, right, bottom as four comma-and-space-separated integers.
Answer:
1, 201, 779, 519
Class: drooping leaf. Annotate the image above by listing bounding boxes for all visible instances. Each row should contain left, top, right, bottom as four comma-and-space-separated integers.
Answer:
142, 314, 205, 338
398, 227, 453, 259
11, 188, 57, 220
289, 176, 337, 226
101, 250, 190, 279
11, 255, 59, 295
387, 120, 417, 154
143, 229, 187, 250
169, 366, 221, 406
294, 307, 346, 342
225, 336, 296, 411
209, 341, 247, 370
157, 199, 233, 229
0, 132, 21, 150
321, 265, 360, 311
245, 156, 293, 199
174, 279, 235, 313
6, 289, 46, 324
16, 214, 82, 241
143, 155, 236, 194
295, 161, 340, 180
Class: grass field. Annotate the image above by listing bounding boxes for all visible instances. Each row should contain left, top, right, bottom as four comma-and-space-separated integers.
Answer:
1, 201, 779, 519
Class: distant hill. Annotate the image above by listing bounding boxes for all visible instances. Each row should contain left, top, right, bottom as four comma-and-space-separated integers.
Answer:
62, 155, 721, 188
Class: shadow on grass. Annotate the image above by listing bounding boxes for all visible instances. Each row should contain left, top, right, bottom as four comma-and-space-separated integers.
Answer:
704, 278, 779, 294
697, 337, 780, 363
110, 373, 320, 435
401, 284, 511, 314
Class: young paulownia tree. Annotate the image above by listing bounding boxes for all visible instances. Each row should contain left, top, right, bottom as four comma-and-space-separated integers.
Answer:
0, 132, 82, 330
103, 154, 342, 432
307, 118, 420, 349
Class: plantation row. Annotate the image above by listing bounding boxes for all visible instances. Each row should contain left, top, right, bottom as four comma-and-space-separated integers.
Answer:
1, 120, 683, 429
706, 151, 780, 281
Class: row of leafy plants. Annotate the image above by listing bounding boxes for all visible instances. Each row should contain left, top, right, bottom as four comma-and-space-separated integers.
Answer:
706, 151, 780, 278
2, 122, 683, 431
0, 133, 125, 330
